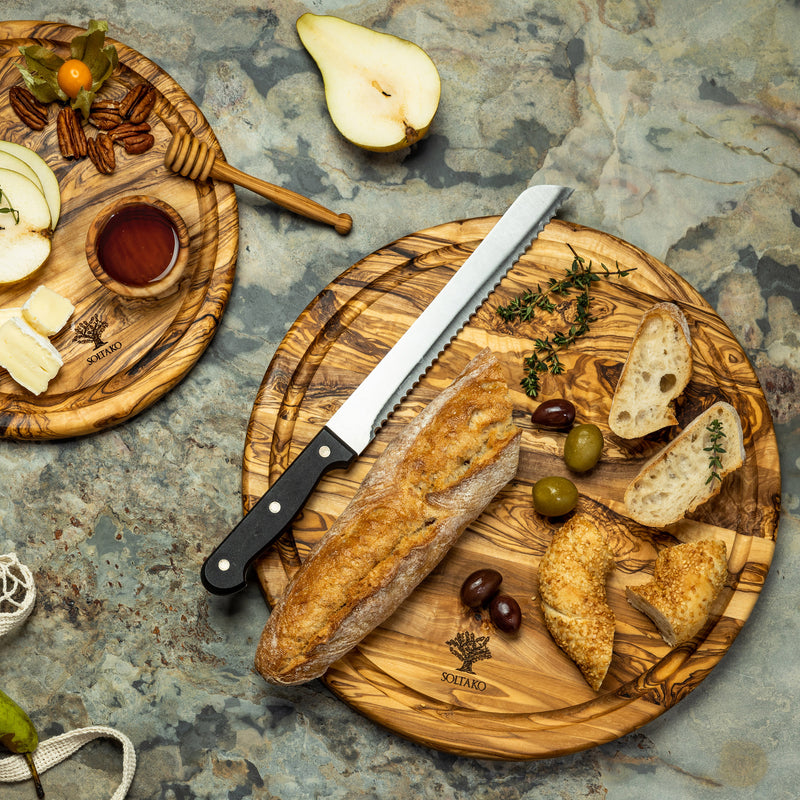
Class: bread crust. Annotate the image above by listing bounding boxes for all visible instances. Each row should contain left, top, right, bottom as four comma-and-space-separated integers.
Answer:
626, 539, 728, 646
537, 514, 616, 692
255, 349, 521, 685
609, 302, 693, 439
624, 401, 745, 527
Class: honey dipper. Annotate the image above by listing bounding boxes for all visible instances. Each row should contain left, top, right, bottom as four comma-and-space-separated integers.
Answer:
164, 131, 352, 235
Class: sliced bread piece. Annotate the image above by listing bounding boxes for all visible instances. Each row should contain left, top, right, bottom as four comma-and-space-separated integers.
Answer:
624, 401, 745, 527
609, 302, 693, 439
626, 538, 728, 646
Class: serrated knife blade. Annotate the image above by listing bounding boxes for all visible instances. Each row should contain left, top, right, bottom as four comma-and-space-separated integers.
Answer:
201, 184, 572, 594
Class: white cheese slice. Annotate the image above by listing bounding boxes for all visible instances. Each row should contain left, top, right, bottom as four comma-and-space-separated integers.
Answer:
0, 316, 63, 395
22, 285, 74, 336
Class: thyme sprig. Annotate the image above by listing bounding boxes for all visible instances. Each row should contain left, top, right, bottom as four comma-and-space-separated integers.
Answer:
518, 281, 593, 396
0, 187, 20, 226
497, 245, 636, 397
704, 419, 727, 484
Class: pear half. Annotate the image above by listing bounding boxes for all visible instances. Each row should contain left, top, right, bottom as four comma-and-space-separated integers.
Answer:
297, 14, 441, 152
0, 169, 52, 285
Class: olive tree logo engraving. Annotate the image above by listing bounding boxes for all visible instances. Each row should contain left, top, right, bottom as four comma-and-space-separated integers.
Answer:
446, 631, 492, 674
73, 314, 109, 350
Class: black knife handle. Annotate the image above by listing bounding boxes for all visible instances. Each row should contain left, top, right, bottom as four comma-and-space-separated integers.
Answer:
201, 427, 357, 595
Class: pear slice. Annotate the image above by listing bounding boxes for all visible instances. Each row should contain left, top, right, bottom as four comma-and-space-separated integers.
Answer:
0, 140, 61, 227
0, 151, 45, 194
296, 14, 441, 152
0, 168, 52, 285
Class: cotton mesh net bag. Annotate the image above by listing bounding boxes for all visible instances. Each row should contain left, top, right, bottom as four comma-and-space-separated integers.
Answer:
0, 553, 36, 636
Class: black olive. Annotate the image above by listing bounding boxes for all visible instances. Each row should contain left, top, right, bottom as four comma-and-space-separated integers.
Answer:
531, 398, 576, 431
489, 594, 522, 633
459, 568, 503, 608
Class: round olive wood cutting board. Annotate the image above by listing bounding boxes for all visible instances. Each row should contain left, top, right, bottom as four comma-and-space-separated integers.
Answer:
0, 20, 238, 439
243, 215, 780, 759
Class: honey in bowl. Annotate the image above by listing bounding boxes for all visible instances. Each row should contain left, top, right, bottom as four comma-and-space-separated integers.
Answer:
97, 203, 180, 286
86, 196, 190, 299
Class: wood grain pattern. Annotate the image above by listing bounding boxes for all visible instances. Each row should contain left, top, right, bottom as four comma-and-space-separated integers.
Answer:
243, 216, 780, 758
0, 21, 238, 439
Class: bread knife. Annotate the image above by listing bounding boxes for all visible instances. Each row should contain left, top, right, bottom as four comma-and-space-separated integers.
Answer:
201, 184, 573, 594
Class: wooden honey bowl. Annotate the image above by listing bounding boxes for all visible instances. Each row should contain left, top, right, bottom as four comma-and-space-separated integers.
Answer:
85, 195, 191, 299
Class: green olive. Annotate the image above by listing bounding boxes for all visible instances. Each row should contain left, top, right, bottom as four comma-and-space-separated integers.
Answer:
532, 476, 578, 517
564, 423, 604, 473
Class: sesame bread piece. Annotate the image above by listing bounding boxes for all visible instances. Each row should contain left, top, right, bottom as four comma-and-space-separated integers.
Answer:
609, 302, 693, 439
255, 349, 521, 685
626, 539, 728, 646
623, 401, 745, 528
537, 513, 616, 692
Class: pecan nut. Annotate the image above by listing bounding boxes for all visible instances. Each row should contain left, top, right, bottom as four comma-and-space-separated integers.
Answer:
108, 121, 151, 143
119, 84, 156, 124
87, 133, 116, 174
121, 133, 155, 155
56, 106, 88, 159
89, 100, 124, 130
9, 86, 49, 130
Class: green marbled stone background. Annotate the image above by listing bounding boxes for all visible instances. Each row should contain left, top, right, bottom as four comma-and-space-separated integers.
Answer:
1, 1, 798, 798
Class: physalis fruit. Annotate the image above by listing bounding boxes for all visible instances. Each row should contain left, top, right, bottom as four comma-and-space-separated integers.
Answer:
16, 19, 119, 118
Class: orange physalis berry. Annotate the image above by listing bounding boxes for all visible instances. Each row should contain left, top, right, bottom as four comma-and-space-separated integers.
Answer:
57, 59, 93, 99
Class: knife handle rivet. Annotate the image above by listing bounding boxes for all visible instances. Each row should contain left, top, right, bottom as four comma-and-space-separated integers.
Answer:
217, 558, 230, 572
269, 501, 282, 514
318, 445, 331, 458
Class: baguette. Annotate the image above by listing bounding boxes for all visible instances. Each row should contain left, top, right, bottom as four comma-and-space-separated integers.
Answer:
256, 349, 521, 685
626, 539, 728, 646
609, 302, 693, 439
624, 401, 745, 527
537, 513, 616, 692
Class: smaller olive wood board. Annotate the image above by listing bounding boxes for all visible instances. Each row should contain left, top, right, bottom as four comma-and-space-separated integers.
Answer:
0, 21, 238, 439
243, 216, 779, 759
